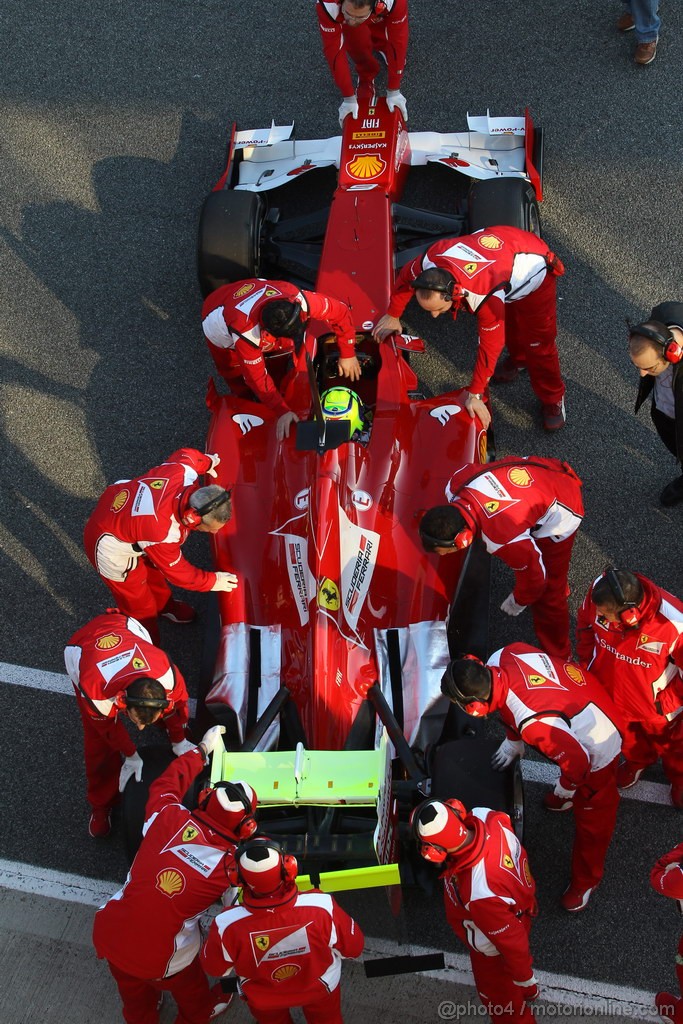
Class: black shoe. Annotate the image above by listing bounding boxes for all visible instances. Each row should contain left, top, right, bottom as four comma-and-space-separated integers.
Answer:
660, 475, 683, 507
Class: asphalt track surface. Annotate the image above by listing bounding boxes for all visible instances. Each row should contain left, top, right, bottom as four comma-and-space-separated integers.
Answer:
1, 0, 683, 1010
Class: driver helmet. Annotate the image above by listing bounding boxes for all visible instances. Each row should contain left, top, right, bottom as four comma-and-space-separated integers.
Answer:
320, 386, 365, 437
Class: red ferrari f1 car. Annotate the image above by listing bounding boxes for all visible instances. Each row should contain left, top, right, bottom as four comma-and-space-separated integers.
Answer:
191, 100, 543, 880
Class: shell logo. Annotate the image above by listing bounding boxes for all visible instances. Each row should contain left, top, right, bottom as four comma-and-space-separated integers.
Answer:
524, 860, 533, 886
272, 964, 301, 982
233, 283, 254, 298
478, 233, 503, 250
478, 432, 488, 463
565, 664, 585, 686
156, 869, 185, 897
95, 633, 122, 651
346, 153, 386, 180
110, 489, 129, 513
508, 467, 532, 488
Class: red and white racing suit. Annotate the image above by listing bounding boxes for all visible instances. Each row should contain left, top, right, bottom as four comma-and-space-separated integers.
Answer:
441, 808, 538, 1022
446, 456, 584, 658
387, 226, 565, 402
316, 0, 409, 99
577, 573, 683, 794
65, 611, 189, 817
488, 643, 623, 893
201, 279, 356, 416
93, 748, 238, 1024
83, 448, 219, 636
651, 842, 683, 1020
201, 887, 364, 1024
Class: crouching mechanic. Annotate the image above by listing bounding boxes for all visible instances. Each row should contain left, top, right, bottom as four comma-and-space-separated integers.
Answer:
442, 644, 623, 912
373, 226, 566, 431
202, 278, 361, 441
65, 610, 194, 838
84, 447, 236, 643
316, 1, 409, 125
412, 798, 539, 1021
651, 841, 683, 1023
93, 725, 258, 1024
420, 456, 584, 659
201, 837, 364, 1023
577, 568, 683, 806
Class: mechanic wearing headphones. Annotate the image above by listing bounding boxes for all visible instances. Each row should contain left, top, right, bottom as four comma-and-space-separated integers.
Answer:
442, 647, 623, 913
201, 838, 364, 1024
412, 797, 539, 1020
577, 569, 683, 807
316, 0, 409, 126
373, 226, 566, 431
629, 305, 683, 506
84, 447, 236, 643
420, 456, 584, 659
93, 725, 254, 1023
202, 278, 361, 441
65, 609, 193, 837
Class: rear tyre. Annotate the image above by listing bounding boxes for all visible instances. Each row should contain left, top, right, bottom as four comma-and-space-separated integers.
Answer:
197, 190, 265, 297
467, 177, 541, 235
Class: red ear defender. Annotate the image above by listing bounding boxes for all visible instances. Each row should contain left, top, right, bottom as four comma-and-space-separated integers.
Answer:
452, 501, 476, 550
180, 486, 203, 528
630, 322, 683, 364
604, 568, 644, 629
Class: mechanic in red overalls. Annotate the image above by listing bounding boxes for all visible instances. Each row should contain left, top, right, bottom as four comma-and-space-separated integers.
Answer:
373, 226, 566, 431
93, 726, 256, 1024
316, 0, 409, 124
576, 568, 683, 805
65, 610, 193, 837
84, 447, 235, 642
442, 645, 623, 912
412, 798, 539, 1021
651, 841, 683, 1023
201, 838, 364, 1024
202, 278, 360, 440
420, 456, 584, 658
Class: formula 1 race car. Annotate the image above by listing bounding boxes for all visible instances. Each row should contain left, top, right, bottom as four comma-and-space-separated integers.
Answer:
185, 101, 542, 886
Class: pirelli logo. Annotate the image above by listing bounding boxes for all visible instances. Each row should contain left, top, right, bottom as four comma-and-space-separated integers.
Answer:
352, 131, 386, 140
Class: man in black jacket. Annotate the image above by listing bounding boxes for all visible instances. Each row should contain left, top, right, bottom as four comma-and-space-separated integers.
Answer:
629, 302, 683, 506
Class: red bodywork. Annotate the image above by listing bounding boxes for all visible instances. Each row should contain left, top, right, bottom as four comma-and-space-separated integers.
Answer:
204, 99, 486, 749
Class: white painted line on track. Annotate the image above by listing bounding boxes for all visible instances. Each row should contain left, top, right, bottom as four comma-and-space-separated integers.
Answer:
0, 859, 656, 1013
0, 661, 672, 806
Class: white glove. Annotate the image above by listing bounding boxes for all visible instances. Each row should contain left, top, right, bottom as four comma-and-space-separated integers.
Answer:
339, 95, 358, 126
554, 780, 576, 800
172, 739, 197, 757
211, 571, 239, 592
201, 724, 226, 756
119, 752, 144, 792
206, 453, 220, 478
491, 738, 524, 771
501, 592, 527, 617
386, 89, 408, 121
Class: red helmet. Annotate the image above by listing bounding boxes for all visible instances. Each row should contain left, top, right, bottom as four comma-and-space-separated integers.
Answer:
230, 838, 298, 906
410, 798, 469, 863
196, 780, 257, 840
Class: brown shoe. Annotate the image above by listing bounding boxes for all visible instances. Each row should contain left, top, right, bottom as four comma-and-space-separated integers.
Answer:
634, 40, 657, 65
616, 12, 635, 31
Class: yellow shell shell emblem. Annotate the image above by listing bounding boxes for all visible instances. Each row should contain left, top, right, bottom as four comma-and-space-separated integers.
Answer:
347, 153, 385, 180
478, 234, 503, 250
565, 664, 585, 685
156, 869, 185, 897
95, 633, 121, 651
110, 489, 129, 513
318, 578, 340, 610
508, 467, 532, 487
478, 432, 488, 463
255, 935, 270, 951
524, 860, 533, 886
233, 282, 254, 298
272, 964, 301, 982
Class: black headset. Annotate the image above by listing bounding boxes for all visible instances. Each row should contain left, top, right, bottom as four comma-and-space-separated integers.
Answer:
603, 568, 642, 629
412, 269, 456, 301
